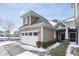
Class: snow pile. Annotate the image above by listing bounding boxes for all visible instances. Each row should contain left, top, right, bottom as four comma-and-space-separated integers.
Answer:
66, 42, 79, 56
17, 43, 46, 52
17, 51, 37, 56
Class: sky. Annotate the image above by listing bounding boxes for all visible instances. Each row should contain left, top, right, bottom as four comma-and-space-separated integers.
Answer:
0, 3, 74, 31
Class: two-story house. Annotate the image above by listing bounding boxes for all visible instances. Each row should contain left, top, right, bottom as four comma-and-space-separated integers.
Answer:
19, 11, 78, 46
19, 11, 56, 46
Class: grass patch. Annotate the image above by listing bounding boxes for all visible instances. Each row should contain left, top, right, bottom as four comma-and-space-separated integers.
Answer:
48, 40, 69, 56
41, 40, 57, 49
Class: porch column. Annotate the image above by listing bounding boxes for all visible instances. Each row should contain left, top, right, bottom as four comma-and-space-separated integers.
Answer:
41, 26, 43, 42
65, 28, 68, 40
54, 30, 56, 39
78, 28, 79, 45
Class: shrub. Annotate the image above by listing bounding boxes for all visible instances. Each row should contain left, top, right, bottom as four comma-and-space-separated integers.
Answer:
41, 40, 57, 49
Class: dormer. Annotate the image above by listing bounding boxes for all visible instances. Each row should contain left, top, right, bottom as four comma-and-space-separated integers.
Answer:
21, 11, 39, 26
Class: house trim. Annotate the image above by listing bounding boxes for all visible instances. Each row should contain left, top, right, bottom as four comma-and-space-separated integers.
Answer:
41, 26, 43, 42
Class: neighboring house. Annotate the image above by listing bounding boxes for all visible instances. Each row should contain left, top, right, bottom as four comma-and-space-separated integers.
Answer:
12, 31, 20, 37
0, 31, 5, 37
19, 11, 78, 46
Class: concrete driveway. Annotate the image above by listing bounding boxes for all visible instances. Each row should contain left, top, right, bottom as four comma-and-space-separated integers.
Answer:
0, 43, 26, 56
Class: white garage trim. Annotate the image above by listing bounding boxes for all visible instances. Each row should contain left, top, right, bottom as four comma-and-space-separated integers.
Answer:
20, 30, 39, 46
41, 26, 43, 42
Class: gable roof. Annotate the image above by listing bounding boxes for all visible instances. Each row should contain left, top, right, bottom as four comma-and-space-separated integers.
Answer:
63, 17, 75, 28
21, 11, 40, 18
49, 17, 75, 29
20, 11, 54, 29
63, 17, 74, 22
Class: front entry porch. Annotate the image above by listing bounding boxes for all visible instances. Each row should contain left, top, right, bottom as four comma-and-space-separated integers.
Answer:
56, 29, 77, 42
56, 30, 65, 42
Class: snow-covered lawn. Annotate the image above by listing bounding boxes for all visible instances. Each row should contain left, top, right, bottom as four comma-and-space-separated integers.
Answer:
45, 42, 60, 55
66, 42, 79, 56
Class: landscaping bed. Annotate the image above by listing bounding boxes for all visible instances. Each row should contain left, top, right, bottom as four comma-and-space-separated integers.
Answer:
41, 40, 57, 49
48, 40, 69, 56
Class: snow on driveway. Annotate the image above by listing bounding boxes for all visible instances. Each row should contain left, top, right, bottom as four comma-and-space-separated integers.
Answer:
0, 41, 60, 56
0, 46, 10, 56
3, 43, 26, 56
66, 42, 79, 56
17, 51, 37, 56
0, 41, 46, 56
0, 41, 37, 56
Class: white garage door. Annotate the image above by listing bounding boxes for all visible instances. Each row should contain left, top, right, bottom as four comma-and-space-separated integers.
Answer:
20, 30, 38, 46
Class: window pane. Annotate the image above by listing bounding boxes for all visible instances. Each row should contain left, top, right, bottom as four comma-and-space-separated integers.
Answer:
29, 32, 32, 36
70, 33, 76, 38
22, 33, 24, 36
34, 32, 38, 36
25, 33, 28, 36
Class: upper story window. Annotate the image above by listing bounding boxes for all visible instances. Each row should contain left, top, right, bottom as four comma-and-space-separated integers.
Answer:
23, 16, 29, 25
33, 32, 38, 36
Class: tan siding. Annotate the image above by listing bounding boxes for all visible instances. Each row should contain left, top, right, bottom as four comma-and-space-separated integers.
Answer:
43, 27, 55, 42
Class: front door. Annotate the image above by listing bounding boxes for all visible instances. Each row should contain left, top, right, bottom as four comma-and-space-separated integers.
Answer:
56, 30, 65, 42
60, 32, 65, 41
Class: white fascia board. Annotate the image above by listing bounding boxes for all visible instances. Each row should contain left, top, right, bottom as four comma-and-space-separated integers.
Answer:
19, 22, 44, 30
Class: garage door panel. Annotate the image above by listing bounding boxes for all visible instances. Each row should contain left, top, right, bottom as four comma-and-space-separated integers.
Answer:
21, 32, 38, 46
20, 30, 39, 46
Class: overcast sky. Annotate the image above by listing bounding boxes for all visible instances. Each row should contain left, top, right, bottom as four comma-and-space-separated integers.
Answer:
0, 3, 74, 31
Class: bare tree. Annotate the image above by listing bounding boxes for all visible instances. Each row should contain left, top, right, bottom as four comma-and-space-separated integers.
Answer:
2, 20, 15, 40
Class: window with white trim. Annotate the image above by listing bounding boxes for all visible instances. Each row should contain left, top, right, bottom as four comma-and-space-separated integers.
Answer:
33, 32, 38, 36
25, 33, 28, 36
22, 33, 24, 36
29, 32, 32, 36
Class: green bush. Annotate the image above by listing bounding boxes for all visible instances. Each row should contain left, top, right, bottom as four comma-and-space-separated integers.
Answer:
49, 40, 69, 56
41, 40, 57, 49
